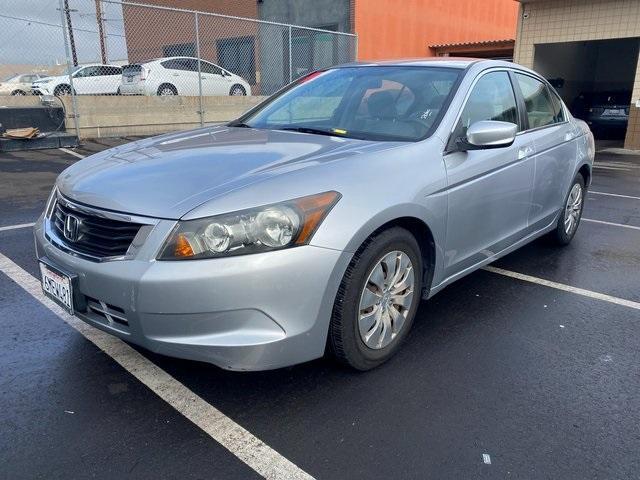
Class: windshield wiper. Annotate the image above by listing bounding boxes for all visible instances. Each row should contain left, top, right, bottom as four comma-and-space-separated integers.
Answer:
228, 121, 251, 128
278, 127, 341, 137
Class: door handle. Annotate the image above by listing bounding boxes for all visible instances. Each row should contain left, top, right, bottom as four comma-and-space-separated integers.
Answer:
517, 145, 534, 160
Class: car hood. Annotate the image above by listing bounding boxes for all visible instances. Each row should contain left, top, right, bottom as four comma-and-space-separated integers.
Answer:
57, 126, 399, 219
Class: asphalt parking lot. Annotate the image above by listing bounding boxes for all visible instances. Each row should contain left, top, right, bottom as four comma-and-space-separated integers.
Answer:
1, 140, 639, 480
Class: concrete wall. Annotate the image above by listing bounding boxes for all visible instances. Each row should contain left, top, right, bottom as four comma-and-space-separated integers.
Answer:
514, 0, 640, 150
59, 95, 266, 139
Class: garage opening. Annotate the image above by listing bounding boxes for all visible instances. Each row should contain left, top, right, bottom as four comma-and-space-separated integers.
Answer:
533, 38, 640, 143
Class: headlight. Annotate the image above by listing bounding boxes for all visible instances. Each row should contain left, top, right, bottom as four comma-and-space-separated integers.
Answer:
158, 191, 341, 260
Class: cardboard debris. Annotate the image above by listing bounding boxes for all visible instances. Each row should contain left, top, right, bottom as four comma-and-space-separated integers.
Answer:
3, 127, 40, 139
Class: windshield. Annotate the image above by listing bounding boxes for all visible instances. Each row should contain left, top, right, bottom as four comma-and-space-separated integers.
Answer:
237, 66, 462, 141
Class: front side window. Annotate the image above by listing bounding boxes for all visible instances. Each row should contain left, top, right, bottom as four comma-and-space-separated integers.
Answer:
238, 66, 462, 141
75, 66, 100, 78
515, 73, 561, 129
452, 71, 518, 142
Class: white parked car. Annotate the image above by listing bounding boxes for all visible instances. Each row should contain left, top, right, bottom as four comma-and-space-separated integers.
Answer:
0, 73, 47, 95
120, 57, 251, 96
31, 64, 122, 96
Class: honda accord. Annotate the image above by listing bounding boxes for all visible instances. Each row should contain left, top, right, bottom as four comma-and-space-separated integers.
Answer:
35, 59, 594, 370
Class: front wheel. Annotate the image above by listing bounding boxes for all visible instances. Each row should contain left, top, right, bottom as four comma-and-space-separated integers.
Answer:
551, 174, 585, 245
11, 90, 26, 96
329, 227, 423, 370
54, 84, 72, 96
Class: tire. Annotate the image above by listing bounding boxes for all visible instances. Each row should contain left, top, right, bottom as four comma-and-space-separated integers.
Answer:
229, 84, 246, 96
157, 84, 177, 96
551, 173, 586, 245
54, 84, 72, 96
11, 90, 26, 96
329, 227, 424, 370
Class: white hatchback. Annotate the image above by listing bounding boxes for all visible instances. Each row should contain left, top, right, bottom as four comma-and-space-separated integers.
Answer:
120, 57, 251, 96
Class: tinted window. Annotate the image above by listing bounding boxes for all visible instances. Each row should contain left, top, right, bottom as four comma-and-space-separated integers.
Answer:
161, 58, 197, 72
75, 66, 100, 78
453, 71, 518, 141
242, 66, 461, 142
200, 61, 223, 75
101, 66, 122, 76
515, 73, 560, 129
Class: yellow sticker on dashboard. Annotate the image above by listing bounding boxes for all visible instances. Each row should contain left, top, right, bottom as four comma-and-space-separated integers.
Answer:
332, 128, 347, 135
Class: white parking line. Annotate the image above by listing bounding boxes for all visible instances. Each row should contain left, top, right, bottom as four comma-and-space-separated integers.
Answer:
589, 191, 640, 201
582, 218, 640, 231
59, 148, 86, 159
0, 253, 314, 480
0, 223, 35, 232
484, 266, 640, 311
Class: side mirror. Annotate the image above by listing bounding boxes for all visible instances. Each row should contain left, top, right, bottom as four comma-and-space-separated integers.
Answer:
456, 120, 517, 151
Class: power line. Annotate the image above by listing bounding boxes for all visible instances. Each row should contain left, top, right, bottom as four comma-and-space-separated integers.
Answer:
0, 13, 125, 37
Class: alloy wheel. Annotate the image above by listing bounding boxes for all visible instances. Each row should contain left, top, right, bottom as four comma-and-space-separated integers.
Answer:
564, 183, 583, 235
358, 250, 415, 350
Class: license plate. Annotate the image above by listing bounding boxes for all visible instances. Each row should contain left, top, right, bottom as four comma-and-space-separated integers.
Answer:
603, 108, 624, 116
40, 262, 74, 314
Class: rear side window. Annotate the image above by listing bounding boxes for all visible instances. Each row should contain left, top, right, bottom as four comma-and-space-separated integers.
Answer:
161, 59, 197, 72
453, 71, 518, 141
200, 61, 223, 75
515, 73, 562, 129
102, 66, 122, 76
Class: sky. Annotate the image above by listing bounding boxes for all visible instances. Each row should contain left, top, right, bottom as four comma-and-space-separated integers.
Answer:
0, 0, 127, 66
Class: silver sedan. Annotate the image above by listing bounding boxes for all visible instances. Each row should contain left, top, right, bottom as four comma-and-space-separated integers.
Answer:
35, 59, 594, 371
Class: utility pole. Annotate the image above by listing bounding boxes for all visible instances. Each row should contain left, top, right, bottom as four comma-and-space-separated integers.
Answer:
95, 0, 107, 64
63, 0, 78, 66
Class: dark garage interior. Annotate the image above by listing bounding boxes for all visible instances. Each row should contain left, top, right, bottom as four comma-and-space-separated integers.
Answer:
534, 38, 640, 142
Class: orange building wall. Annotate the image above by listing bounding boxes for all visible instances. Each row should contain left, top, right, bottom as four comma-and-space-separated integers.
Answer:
354, 0, 518, 60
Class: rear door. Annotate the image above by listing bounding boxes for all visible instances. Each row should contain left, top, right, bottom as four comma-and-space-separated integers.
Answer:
199, 60, 230, 95
443, 70, 535, 278
96, 66, 122, 94
161, 58, 198, 95
513, 73, 576, 230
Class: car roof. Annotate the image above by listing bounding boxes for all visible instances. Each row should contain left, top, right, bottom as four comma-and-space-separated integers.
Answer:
336, 57, 524, 70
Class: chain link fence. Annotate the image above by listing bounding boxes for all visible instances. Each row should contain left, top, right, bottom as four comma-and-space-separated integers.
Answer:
0, 0, 357, 137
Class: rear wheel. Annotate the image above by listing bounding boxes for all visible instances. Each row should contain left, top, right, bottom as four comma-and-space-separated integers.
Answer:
329, 227, 423, 370
11, 90, 26, 96
157, 84, 177, 96
551, 173, 585, 245
230, 84, 246, 96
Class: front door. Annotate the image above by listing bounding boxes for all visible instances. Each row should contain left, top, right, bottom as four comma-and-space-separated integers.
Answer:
443, 70, 535, 278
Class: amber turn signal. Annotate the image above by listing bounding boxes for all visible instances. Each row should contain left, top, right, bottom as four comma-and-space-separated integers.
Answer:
294, 191, 341, 245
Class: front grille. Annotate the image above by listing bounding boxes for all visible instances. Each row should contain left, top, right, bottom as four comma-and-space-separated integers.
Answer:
52, 199, 142, 259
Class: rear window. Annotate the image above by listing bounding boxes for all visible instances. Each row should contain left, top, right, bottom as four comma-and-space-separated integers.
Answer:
122, 65, 142, 75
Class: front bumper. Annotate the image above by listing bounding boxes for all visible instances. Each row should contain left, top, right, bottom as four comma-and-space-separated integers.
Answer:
31, 84, 53, 95
34, 215, 350, 370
